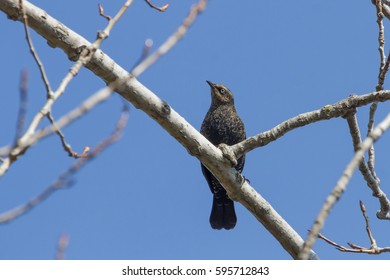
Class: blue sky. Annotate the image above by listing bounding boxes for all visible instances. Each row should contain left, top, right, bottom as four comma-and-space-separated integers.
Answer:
1, 0, 390, 259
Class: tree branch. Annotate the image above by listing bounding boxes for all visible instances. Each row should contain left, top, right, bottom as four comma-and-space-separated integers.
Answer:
317, 201, 390, 254
0, 87, 112, 158
371, 0, 390, 21
298, 113, 390, 259
375, 0, 386, 91
345, 112, 390, 219
231, 92, 390, 160
131, 0, 207, 78
46, 112, 89, 158
19, 0, 52, 96
144, 0, 169, 12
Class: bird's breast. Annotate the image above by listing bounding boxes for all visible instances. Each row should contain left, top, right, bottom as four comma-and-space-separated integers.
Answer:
201, 106, 245, 146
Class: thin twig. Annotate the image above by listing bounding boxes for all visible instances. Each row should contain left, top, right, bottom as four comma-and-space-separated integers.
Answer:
374, 0, 390, 90
98, 3, 111, 21
131, 0, 208, 77
317, 201, 390, 254
0, 106, 129, 224
370, 1, 385, 178
299, 113, 390, 259
367, 103, 380, 181
345, 113, 374, 182
318, 232, 385, 254
375, 0, 386, 91
46, 112, 89, 158
375, 0, 390, 20
370, 1, 385, 183
362, 0, 388, 219
19, 0, 52, 96
144, 0, 169, 12
36, 89, 113, 142
318, 233, 350, 252
131, 39, 154, 69
0, 88, 113, 157
14, 69, 28, 144
359, 200, 377, 248
344, 112, 390, 218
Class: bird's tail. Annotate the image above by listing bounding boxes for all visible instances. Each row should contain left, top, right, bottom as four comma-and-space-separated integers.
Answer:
209, 193, 237, 230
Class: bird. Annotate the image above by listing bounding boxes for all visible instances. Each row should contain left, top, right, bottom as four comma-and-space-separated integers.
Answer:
200, 80, 246, 230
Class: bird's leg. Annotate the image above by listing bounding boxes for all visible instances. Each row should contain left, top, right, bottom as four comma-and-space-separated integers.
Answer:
218, 143, 238, 167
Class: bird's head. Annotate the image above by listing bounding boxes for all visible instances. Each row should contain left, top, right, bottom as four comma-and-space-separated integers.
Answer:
206, 80, 234, 106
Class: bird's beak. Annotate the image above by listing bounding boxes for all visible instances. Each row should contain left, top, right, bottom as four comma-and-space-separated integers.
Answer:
206, 80, 216, 89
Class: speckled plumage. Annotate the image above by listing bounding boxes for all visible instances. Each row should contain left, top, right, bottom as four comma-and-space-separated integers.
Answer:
200, 81, 246, 230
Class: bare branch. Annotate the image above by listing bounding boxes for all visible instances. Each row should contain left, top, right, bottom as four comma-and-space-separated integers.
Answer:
0, 87, 113, 158
373, 0, 390, 90
131, 39, 154, 69
317, 201, 390, 254
360, 200, 377, 248
345, 112, 390, 219
365, 1, 386, 199
367, 103, 379, 180
375, 0, 386, 91
131, 0, 208, 78
364, 0, 390, 220
19, 0, 52, 96
98, 3, 111, 21
46, 112, 89, 158
374, 0, 390, 20
299, 113, 390, 259
144, 0, 169, 12
317, 233, 382, 253
36, 89, 113, 143
231, 92, 390, 160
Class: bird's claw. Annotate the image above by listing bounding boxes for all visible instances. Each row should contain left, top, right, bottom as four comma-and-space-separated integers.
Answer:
218, 143, 238, 167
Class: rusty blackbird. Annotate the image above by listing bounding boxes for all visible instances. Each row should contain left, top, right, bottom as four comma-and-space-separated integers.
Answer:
200, 80, 246, 230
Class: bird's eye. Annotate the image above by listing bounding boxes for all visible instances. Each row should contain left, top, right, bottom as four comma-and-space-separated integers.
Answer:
219, 88, 226, 95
